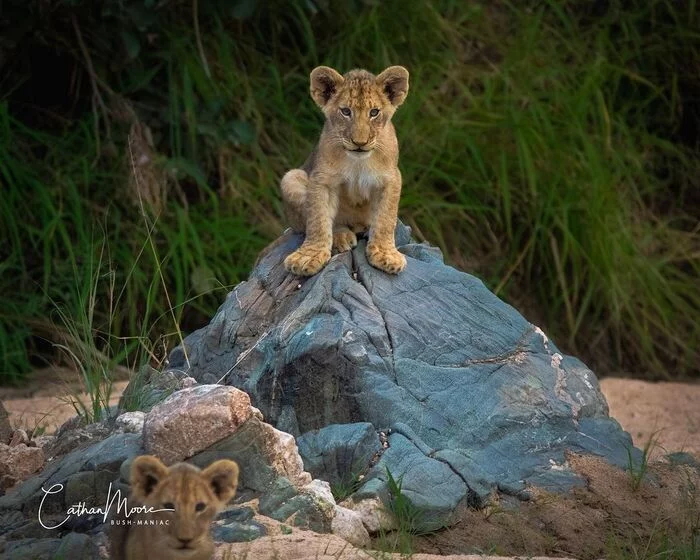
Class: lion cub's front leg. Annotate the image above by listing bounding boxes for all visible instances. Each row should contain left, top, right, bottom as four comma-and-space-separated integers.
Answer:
284, 181, 336, 276
333, 226, 358, 253
367, 171, 406, 274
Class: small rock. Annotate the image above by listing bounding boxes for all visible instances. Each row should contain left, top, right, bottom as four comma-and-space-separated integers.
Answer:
144, 385, 252, 464
255, 423, 312, 489
119, 456, 134, 483
91, 530, 111, 560
213, 520, 267, 543
65, 471, 97, 508
339, 497, 396, 533
0, 443, 44, 492
30, 435, 55, 450
179, 376, 198, 389
55, 532, 100, 560
331, 505, 370, 547
666, 451, 700, 468
268, 493, 334, 533
302, 479, 336, 505
115, 412, 145, 434
0, 402, 11, 445
217, 506, 255, 523
250, 407, 264, 421
9, 429, 28, 447
4, 537, 62, 559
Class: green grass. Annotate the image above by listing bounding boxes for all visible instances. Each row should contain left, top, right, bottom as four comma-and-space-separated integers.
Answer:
606, 502, 700, 560
330, 471, 365, 504
627, 432, 661, 492
375, 469, 446, 555
1, 0, 699, 384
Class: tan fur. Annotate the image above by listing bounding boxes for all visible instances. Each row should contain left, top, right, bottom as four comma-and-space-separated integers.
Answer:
281, 65, 410, 276
111, 455, 239, 560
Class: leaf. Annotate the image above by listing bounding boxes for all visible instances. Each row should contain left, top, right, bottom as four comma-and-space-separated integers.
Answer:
231, 0, 257, 20
191, 265, 216, 293
163, 158, 207, 187
120, 30, 141, 60
226, 120, 256, 145
196, 123, 220, 140
127, 4, 159, 31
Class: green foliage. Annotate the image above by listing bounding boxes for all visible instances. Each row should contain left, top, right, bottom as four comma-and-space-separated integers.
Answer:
376, 469, 445, 555
118, 365, 180, 413
1, 0, 699, 383
51, 238, 116, 423
330, 471, 365, 504
627, 433, 660, 492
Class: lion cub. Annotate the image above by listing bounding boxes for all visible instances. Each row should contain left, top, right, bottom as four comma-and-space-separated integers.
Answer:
113, 455, 239, 560
281, 65, 410, 276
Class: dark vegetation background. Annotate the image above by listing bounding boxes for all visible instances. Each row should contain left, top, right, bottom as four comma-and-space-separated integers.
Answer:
1, 0, 699, 386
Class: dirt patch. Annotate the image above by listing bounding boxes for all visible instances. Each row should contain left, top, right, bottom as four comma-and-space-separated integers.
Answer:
409, 454, 699, 559
600, 378, 700, 459
0, 367, 128, 434
216, 530, 574, 560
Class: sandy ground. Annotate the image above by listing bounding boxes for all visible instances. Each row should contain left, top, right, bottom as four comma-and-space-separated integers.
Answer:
0, 367, 129, 434
213, 531, 576, 560
600, 377, 700, 459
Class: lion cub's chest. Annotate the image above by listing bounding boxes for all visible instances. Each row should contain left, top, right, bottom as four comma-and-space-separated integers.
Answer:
340, 158, 384, 206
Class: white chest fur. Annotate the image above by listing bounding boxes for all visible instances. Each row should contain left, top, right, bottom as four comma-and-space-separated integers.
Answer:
340, 155, 384, 204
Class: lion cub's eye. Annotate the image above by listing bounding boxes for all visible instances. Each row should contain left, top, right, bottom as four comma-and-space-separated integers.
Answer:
195, 502, 206, 512
369, 108, 380, 118
163, 502, 175, 510
340, 107, 352, 117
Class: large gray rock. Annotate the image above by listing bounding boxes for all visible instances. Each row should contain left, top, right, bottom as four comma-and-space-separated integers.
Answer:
167, 224, 640, 529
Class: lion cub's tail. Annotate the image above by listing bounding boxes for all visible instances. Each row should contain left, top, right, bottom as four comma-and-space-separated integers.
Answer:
280, 169, 308, 232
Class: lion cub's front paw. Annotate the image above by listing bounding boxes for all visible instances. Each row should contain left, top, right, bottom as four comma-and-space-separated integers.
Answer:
366, 243, 407, 274
284, 246, 331, 276
333, 230, 358, 253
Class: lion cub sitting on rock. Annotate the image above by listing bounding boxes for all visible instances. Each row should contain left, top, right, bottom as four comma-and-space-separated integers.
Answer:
282, 65, 410, 276
112, 455, 239, 560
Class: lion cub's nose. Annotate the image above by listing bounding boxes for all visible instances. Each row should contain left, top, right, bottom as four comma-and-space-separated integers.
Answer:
352, 139, 369, 148
178, 538, 193, 547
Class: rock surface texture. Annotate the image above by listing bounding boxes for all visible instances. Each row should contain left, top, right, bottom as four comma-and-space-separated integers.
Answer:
168, 225, 639, 528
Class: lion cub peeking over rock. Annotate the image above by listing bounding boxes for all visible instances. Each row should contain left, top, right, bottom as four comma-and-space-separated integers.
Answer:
113, 455, 239, 560
281, 65, 410, 276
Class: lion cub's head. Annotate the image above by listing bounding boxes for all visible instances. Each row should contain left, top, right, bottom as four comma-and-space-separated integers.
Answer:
130, 455, 239, 556
310, 65, 409, 158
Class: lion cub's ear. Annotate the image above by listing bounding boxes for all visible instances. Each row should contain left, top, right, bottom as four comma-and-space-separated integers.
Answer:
310, 66, 345, 108
376, 66, 409, 107
130, 455, 169, 501
202, 459, 239, 505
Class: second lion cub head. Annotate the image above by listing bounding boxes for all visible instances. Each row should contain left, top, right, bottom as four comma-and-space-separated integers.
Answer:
129, 455, 239, 558
309, 65, 409, 155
